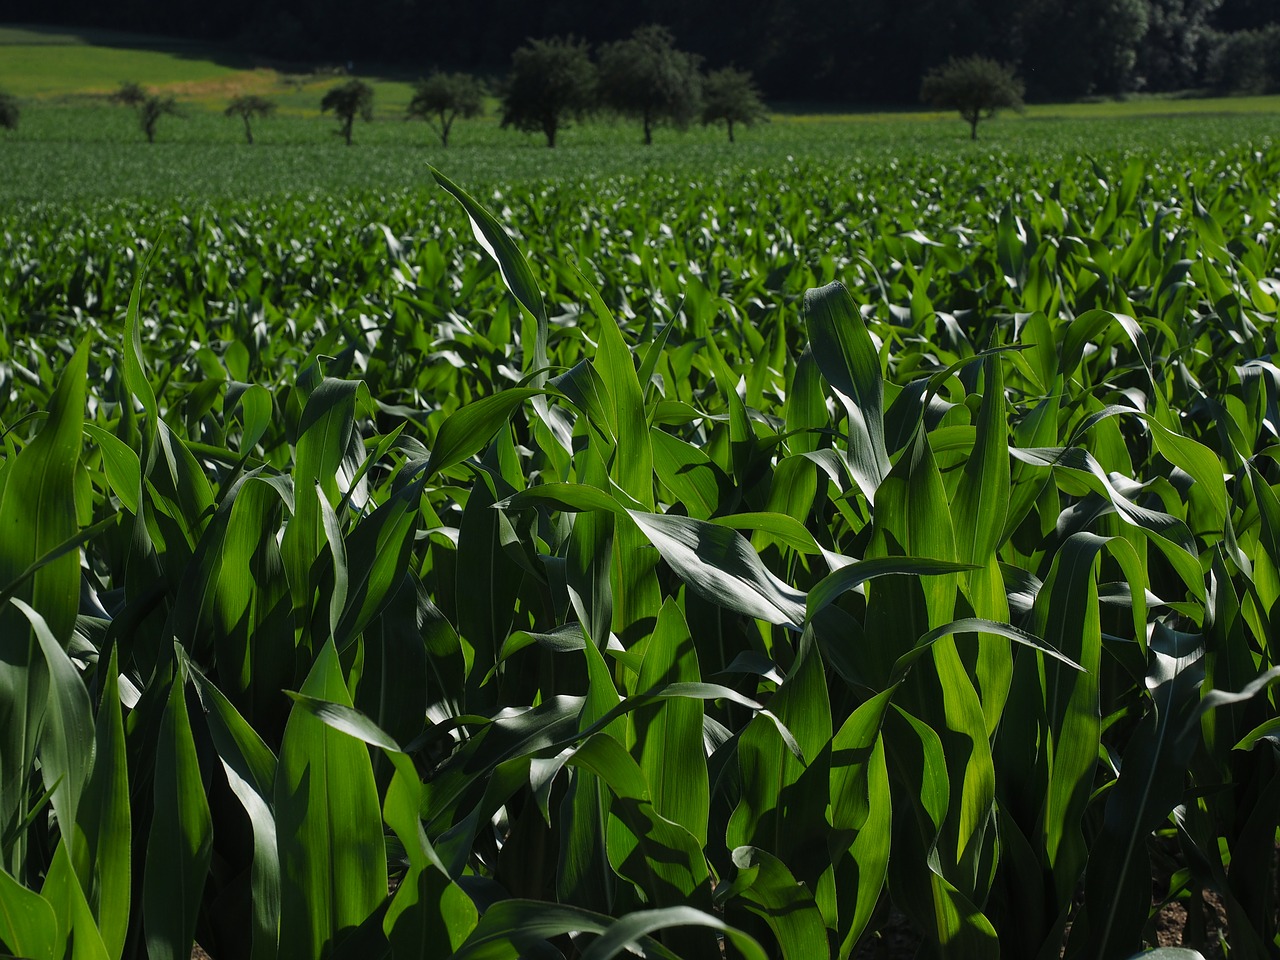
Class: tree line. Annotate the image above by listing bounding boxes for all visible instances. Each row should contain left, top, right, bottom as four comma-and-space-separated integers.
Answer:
0, 34, 765, 148
318, 30, 768, 148
23, 0, 1280, 103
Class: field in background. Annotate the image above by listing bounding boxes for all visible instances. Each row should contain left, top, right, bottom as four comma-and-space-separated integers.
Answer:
2, 21, 1278, 205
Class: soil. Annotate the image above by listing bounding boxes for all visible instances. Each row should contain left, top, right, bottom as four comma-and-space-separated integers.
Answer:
852, 906, 924, 959
1152, 888, 1230, 959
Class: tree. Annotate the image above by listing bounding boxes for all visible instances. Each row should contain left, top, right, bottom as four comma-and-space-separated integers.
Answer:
225, 94, 276, 145
1137, 0, 1223, 89
920, 56, 1024, 140
597, 25, 702, 145
701, 67, 767, 142
500, 36, 596, 148
0, 92, 18, 132
1015, 0, 1148, 97
321, 79, 374, 145
407, 71, 485, 148
1206, 24, 1280, 93
111, 82, 181, 143
109, 80, 148, 109
138, 95, 181, 143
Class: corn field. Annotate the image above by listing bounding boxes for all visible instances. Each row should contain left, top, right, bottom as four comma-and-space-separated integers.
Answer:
1, 145, 1279, 960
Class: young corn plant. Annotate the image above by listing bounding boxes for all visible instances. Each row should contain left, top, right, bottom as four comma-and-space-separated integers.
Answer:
0, 147, 1277, 960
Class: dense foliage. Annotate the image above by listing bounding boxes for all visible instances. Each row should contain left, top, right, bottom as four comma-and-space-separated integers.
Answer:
0, 131, 1278, 960
19, 0, 1279, 101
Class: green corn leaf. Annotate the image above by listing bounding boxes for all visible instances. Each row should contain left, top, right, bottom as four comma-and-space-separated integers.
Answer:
207, 474, 292, 716
785, 346, 827, 456
284, 692, 404, 752
455, 465, 523, 687
277, 639, 387, 960
282, 692, 454, 879
0, 865, 60, 960
627, 510, 807, 628
1233, 716, 1280, 751
39, 839, 109, 960
9, 598, 93, 869
711, 512, 823, 556
83, 424, 141, 515
1059, 309, 1154, 385
432, 167, 568, 457
280, 377, 367, 635
14, 601, 93, 855
651, 428, 728, 520
883, 704, 949, 931
358, 574, 434, 773
568, 730, 718, 955
423, 388, 543, 482
0, 515, 117, 611
317, 481, 348, 640
121, 257, 158, 432
0, 334, 87, 649
1010, 445, 1204, 602
803, 281, 889, 501
566, 448, 616, 652
567, 733, 710, 897
552, 359, 618, 445
891, 616, 1084, 682
1033, 534, 1107, 906
726, 630, 831, 865
430, 167, 548, 370
497, 481, 628, 518
632, 599, 708, 845
449, 900, 766, 960
721, 846, 829, 960
225, 381, 273, 453
842, 735, 892, 955
579, 266, 653, 510
807, 556, 978, 621
567, 503, 615, 651
385, 862, 477, 959
144, 664, 213, 960
952, 351, 1010, 564
1078, 625, 1207, 959
553, 639, 621, 913
189, 663, 280, 960
79, 645, 131, 960
578, 906, 769, 960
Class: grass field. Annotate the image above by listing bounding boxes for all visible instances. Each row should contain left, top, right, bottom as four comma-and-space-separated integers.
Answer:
2, 20, 1278, 207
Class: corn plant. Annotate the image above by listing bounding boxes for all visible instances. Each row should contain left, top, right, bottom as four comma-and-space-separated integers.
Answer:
0, 145, 1277, 960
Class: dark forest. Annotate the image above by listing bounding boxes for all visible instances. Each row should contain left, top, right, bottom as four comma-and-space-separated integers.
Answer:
17, 0, 1280, 103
